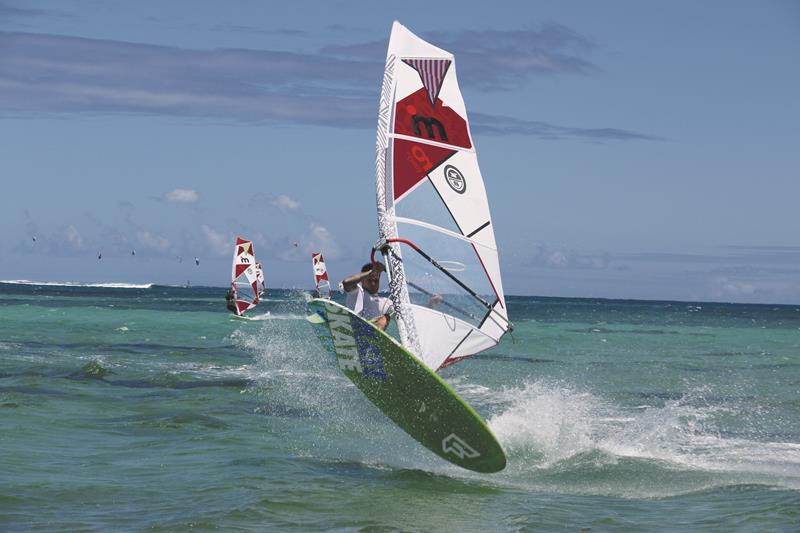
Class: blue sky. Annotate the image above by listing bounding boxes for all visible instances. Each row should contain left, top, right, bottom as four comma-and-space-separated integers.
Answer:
1, 1, 798, 304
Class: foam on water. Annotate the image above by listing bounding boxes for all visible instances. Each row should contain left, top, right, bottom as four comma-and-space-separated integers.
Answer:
218, 306, 800, 495
485, 379, 800, 494
233, 312, 306, 321
231, 319, 441, 470
224, 319, 800, 492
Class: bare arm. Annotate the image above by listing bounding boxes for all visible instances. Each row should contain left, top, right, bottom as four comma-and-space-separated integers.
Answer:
341, 270, 371, 292
341, 263, 385, 292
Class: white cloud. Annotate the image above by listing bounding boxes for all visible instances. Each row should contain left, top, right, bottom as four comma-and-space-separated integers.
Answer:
65, 225, 85, 250
278, 223, 341, 261
525, 244, 608, 270
0, 31, 656, 141
546, 250, 568, 268
137, 231, 170, 252
272, 194, 301, 210
201, 224, 229, 256
707, 275, 800, 304
165, 189, 199, 203
715, 278, 757, 297
307, 223, 341, 259
311, 224, 341, 259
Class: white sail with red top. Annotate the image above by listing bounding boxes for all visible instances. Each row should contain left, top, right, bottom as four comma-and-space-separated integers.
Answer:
311, 252, 331, 298
231, 237, 261, 316
375, 21, 512, 371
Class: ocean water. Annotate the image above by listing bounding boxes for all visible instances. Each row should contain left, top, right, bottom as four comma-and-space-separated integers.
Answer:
1, 282, 799, 531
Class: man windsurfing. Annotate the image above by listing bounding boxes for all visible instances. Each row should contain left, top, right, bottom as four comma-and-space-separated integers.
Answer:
225, 287, 237, 314
342, 261, 393, 331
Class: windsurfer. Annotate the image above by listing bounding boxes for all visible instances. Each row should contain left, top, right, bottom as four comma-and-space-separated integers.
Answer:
342, 262, 393, 330
225, 287, 237, 314
255, 262, 265, 296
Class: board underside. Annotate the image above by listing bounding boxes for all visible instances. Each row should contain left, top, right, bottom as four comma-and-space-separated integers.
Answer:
307, 298, 506, 473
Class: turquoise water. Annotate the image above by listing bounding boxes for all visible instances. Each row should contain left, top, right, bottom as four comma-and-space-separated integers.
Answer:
1, 283, 799, 531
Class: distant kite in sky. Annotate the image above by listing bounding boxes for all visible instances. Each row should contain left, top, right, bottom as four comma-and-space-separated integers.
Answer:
32, 236, 37, 242
195, 257, 200, 266
98, 252, 102, 260
131, 250, 136, 256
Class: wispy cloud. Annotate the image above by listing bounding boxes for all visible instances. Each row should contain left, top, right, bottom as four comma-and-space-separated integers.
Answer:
211, 25, 307, 38
65, 225, 85, 251
324, 23, 597, 87
272, 194, 301, 210
200, 224, 230, 256
620, 247, 800, 266
136, 230, 170, 253
709, 275, 799, 304
307, 223, 341, 260
164, 189, 199, 203
278, 223, 342, 261
247, 192, 304, 211
0, 31, 374, 127
0, 2, 46, 18
14, 223, 89, 256
429, 24, 597, 89
0, 28, 654, 140
471, 112, 662, 141
524, 244, 611, 270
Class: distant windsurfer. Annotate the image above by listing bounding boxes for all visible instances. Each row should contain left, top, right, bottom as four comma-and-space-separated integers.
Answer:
225, 287, 237, 314
255, 262, 266, 296
342, 262, 392, 331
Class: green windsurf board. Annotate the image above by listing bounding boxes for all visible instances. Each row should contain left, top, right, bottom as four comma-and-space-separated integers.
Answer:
307, 298, 506, 473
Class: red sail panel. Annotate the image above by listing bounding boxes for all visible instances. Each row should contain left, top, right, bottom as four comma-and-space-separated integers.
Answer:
393, 138, 456, 202
394, 88, 471, 149
250, 281, 259, 302
235, 264, 250, 278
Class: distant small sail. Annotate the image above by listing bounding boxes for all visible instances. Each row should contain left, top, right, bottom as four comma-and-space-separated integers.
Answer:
32, 236, 37, 242
255, 262, 266, 297
229, 237, 262, 316
98, 252, 102, 260
131, 250, 136, 256
311, 252, 331, 298
195, 257, 200, 266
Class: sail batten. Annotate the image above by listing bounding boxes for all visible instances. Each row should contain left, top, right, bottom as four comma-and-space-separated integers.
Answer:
375, 21, 511, 371
389, 133, 474, 152
393, 216, 498, 250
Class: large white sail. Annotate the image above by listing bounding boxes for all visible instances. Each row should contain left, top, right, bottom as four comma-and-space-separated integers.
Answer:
375, 21, 511, 371
231, 237, 261, 316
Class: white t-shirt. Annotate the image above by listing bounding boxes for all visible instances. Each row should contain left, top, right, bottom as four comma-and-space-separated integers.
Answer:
345, 284, 392, 321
